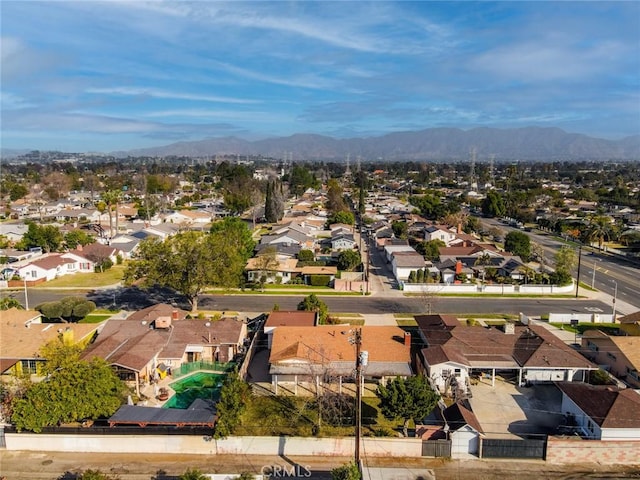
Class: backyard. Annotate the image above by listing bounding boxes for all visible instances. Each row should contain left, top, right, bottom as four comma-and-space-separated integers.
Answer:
235, 394, 406, 438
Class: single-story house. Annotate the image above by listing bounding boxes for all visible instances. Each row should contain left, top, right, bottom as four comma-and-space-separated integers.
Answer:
330, 234, 356, 251
391, 250, 426, 282
0, 308, 103, 377
415, 315, 597, 395
556, 382, 640, 440
263, 311, 318, 348
268, 325, 413, 395
82, 304, 247, 395
17, 252, 94, 283
245, 257, 300, 284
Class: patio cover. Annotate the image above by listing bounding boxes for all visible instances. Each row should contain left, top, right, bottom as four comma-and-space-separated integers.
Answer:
108, 405, 216, 427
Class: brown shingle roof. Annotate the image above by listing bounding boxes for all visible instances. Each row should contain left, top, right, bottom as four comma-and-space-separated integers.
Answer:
556, 382, 640, 428
418, 319, 594, 370
1, 308, 101, 361
125, 304, 189, 324
265, 311, 317, 327
443, 401, 484, 434
619, 311, 640, 325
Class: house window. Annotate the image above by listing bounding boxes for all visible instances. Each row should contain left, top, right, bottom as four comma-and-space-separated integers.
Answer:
626, 367, 639, 380
607, 352, 617, 361
21, 360, 38, 374
454, 368, 461, 377
587, 341, 599, 352
441, 369, 451, 378
31, 270, 37, 278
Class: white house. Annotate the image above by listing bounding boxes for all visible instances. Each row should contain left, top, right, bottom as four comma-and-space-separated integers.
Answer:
18, 253, 94, 282
556, 382, 640, 440
390, 250, 425, 282
424, 225, 457, 245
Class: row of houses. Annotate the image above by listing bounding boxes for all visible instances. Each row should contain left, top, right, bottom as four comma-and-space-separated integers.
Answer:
2, 305, 640, 451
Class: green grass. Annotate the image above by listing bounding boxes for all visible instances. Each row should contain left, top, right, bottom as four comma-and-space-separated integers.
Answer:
396, 319, 418, 327
32, 265, 125, 288
550, 322, 620, 335
236, 394, 401, 437
394, 313, 416, 319
78, 314, 113, 324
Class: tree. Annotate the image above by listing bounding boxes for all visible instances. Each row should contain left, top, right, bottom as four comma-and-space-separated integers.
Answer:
254, 247, 279, 290
554, 245, 577, 276
126, 222, 254, 311
0, 297, 23, 310
213, 371, 251, 439
331, 462, 361, 480
481, 190, 506, 218
298, 249, 315, 262
78, 469, 120, 480
64, 230, 95, 250
179, 468, 208, 480
587, 215, 613, 251
35, 296, 96, 322
101, 190, 122, 238
17, 223, 63, 253
39, 339, 83, 376
504, 231, 531, 261
337, 250, 361, 272
415, 239, 445, 261
327, 211, 355, 226
264, 179, 284, 223
210, 217, 255, 261
391, 221, 408, 239
376, 375, 439, 437
12, 357, 125, 432
326, 179, 347, 214
297, 294, 328, 324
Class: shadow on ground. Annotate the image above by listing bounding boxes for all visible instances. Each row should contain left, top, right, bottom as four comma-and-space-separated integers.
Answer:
87, 285, 190, 311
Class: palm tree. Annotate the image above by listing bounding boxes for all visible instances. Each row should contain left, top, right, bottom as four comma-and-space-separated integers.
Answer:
101, 190, 122, 239
586, 215, 613, 251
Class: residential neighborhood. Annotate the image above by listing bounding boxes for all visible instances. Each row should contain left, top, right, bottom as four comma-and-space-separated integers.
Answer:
1, 154, 639, 479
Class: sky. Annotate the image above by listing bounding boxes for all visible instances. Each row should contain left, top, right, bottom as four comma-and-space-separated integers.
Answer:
1, 1, 639, 153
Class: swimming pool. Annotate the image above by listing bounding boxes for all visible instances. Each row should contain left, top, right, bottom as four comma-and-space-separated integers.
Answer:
163, 372, 226, 409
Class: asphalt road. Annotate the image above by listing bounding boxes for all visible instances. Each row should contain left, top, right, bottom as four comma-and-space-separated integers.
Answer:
6, 287, 614, 317
481, 218, 640, 311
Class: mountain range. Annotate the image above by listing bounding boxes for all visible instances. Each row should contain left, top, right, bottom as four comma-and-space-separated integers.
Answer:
114, 127, 640, 161
3, 127, 640, 161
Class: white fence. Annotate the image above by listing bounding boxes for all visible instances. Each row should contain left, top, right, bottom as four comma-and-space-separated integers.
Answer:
4, 433, 423, 457
548, 313, 615, 324
402, 282, 574, 295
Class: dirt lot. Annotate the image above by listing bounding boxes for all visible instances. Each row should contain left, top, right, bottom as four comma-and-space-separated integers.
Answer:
1, 451, 639, 480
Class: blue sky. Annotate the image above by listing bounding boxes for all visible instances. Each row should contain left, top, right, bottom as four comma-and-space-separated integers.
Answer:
2, 1, 639, 152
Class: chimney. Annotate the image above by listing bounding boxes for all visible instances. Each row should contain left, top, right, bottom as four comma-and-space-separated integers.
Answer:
172, 310, 179, 320
457, 222, 462, 234
503, 323, 515, 335
77, 244, 83, 251
404, 331, 411, 347
455, 260, 462, 275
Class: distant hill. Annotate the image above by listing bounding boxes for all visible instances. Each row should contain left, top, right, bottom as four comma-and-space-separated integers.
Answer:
69, 127, 640, 161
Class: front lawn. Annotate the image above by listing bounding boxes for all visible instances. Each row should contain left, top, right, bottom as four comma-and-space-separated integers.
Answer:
33, 265, 125, 288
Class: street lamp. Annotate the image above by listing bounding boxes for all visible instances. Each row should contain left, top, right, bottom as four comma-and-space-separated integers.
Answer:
23, 277, 29, 310
612, 280, 618, 323
591, 258, 601, 290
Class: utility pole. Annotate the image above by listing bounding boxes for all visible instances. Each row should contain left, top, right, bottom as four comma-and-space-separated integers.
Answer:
612, 280, 618, 323
348, 328, 366, 466
354, 328, 362, 465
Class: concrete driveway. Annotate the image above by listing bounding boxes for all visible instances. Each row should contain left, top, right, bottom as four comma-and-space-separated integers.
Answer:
468, 380, 563, 439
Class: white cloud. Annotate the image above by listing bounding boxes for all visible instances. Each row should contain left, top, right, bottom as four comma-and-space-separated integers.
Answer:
85, 87, 259, 105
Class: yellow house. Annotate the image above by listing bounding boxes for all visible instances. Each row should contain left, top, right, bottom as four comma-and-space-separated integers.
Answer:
0, 308, 103, 377
619, 311, 640, 336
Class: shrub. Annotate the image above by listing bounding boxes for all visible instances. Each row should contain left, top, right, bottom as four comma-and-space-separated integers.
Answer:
309, 275, 331, 287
